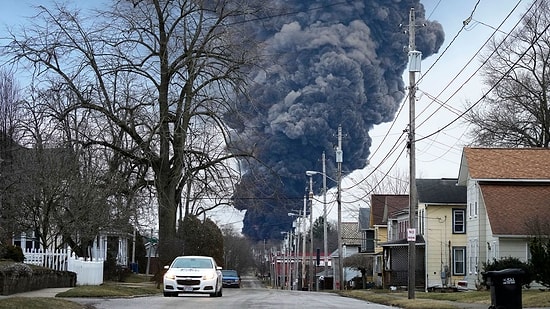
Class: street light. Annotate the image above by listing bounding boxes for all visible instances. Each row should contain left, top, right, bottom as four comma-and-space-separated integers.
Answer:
305, 154, 329, 289
305, 125, 343, 292
288, 212, 302, 290
335, 125, 343, 291
280, 231, 291, 290
306, 173, 314, 291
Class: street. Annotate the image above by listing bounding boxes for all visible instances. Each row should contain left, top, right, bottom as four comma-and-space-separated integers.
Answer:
70, 276, 398, 309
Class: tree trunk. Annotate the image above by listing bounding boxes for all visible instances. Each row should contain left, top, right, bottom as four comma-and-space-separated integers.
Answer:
155, 174, 181, 266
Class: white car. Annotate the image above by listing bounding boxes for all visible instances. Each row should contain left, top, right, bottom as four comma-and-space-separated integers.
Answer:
163, 255, 223, 297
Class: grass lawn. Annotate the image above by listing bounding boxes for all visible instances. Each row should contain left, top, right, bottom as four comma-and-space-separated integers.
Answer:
340, 288, 550, 309
0, 297, 88, 309
0, 273, 160, 309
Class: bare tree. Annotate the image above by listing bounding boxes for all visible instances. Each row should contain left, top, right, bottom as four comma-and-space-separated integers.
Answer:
466, 0, 550, 147
0, 70, 20, 142
5, 0, 259, 263
0, 77, 147, 257
351, 168, 409, 210
344, 253, 373, 289
222, 227, 255, 273
0, 70, 22, 243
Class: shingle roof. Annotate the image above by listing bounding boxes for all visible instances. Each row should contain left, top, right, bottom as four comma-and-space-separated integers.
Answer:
370, 194, 409, 227
460, 147, 550, 180
416, 178, 466, 204
381, 234, 425, 247
341, 222, 361, 246
480, 184, 550, 236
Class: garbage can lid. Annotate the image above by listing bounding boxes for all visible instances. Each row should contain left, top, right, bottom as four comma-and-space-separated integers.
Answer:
484, 268, 525, 277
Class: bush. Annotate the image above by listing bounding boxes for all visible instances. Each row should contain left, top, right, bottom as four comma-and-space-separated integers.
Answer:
482, 256, 532, 288
529, 236, 550, 288
0, 244, 25, 262
0, 262, 33, 277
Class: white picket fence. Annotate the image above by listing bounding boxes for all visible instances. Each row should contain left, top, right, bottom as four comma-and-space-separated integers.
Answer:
24, 248, 104, 285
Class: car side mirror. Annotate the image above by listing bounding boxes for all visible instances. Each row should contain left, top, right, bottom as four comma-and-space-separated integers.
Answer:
164, 265, 169, 270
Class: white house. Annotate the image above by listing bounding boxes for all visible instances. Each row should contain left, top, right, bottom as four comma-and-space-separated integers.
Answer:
457, 147, 550, 289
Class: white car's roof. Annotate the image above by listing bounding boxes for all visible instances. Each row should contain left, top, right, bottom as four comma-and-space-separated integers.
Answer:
171, 256, 216, 269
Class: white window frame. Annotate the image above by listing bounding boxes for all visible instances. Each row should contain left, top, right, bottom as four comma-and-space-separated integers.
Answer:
453, 246, 466, 275
453, 209, 466, 234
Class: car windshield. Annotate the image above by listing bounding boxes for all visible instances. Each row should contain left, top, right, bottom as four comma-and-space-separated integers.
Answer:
222, 270, 238, 277
172, 257, 213, 269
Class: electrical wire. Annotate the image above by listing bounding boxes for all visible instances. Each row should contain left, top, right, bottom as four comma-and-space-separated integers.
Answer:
415, 1, 524, 131
339, 0, 484, 193
338, 1, 529, 206
416, 0, 544, 143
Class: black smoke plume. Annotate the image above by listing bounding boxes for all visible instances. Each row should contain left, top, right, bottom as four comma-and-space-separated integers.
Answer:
226, 0, 444, 241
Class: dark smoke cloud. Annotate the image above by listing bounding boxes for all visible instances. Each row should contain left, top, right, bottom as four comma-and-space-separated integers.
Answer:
227, 0, 444, 241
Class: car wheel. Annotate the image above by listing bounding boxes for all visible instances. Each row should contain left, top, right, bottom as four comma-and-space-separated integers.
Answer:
218, 288, 223, 297
210, 286, 218, 297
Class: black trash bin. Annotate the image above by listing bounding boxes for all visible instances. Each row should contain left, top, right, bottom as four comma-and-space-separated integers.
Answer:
483, 268, 525, 309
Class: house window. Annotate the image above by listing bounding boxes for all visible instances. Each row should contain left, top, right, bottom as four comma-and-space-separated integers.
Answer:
453, 209, 465, 233
418, 209, 425, 235
453, 247, 466, 275
398, 220, 408, 239
364, 230, 375, 253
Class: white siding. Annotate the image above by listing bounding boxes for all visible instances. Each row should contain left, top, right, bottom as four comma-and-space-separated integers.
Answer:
499, 238, 529, 262
465, 180, 490, 289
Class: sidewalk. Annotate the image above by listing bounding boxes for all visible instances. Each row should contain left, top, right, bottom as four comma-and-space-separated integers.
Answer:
0, 287, 73, 299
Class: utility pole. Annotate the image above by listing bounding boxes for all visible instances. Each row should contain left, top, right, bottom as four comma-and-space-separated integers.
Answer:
406, 7, 422, 300
282, 232, 287, 289
308, 176, 314, 291
302, 194, 307, 290
294, 215, 300, 290
322, 151, 328, 286
336, 125, 344, 291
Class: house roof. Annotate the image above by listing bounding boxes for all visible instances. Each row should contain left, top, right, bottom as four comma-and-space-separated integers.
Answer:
342, 222, 361, 246
341, 222, 361, 246
458, 148, 550, 184
480, 183, 550, 236
380, 234, 426, 247
370, 194, 409, 227
416, 178, 466, 204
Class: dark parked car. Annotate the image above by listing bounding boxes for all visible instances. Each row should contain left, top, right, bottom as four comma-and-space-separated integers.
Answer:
221, 269, 241, 288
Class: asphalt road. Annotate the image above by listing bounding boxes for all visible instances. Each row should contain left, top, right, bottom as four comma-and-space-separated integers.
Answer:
69, 276, 398, 309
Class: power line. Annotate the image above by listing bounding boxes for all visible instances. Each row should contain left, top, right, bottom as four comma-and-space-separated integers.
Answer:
347, 1, 485, 195
417, 0, 543, 143
415, 1, 524, 132
337, 1, 526, 207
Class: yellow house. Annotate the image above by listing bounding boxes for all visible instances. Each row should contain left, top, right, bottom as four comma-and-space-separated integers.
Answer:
368, 194, 408, 287
370, 194, 409, 253
417, 178, 467, 290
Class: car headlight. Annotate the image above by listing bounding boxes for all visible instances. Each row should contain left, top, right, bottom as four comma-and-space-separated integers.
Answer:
203, 272, 216, 280
164, 272, 176, 280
